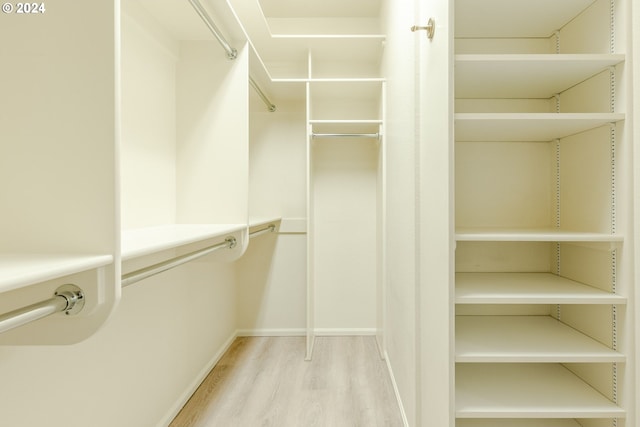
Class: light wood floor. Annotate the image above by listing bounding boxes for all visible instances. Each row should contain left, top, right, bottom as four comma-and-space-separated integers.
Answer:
169, 336, 404, 427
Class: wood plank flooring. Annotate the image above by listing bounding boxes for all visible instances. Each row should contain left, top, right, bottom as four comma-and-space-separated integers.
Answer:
169, 336, 404, 427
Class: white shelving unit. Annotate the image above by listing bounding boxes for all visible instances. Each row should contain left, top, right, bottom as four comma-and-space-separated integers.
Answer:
455, 114, 624, 142
456, 272, 627, 304
456, 315, 624, 362
306, 75, 384, 356
0, 255, 114, 295
455, 228, 622, 242
121, 0, 250, 271
455, 54, 624, 98
121, 224, 246, 261
456, 364, 626, 418
454, 0, 630, 424
0, 0, 119, 344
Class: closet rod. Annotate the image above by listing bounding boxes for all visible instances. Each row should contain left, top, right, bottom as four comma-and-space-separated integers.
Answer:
121, 237, 237, 288
312, 133, 380, 139
249, 77, 277, 112
0, 284, 85, 335
188, 0, 237, 60
249, 224, 276, 238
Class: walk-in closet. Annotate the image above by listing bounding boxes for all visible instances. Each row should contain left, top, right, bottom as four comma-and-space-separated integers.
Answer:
0, 0, 638, 426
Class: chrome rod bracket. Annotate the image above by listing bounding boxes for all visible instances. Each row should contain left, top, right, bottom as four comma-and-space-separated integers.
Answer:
411, 17, 435, 40
54, 284, 85, 316
227, 48, 238, 60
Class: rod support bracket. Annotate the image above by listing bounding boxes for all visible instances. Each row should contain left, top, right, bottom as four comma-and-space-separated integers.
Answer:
54, 284, 85, 316
227, 48, 238, 60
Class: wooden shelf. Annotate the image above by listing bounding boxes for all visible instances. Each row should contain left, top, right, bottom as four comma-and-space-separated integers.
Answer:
455, 113, 625, 142
121, 224, 245, 261
456, 315, 624, 362
456, 363, 624, 418
455, 0, 598, 38
455, 54, 624, 98
0, 254, 113, 294
456, 420, 582, 427
456, 273, 625, 304
456, 228, 622, 242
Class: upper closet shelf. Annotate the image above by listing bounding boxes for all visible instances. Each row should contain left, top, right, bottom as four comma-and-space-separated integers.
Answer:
227, 0, 383, 80
456, 363, 625, 418
455, 0, 597, 38
0, 254, 113, 294
456, 228, 622, 242
456, 315, 624, 363
455, 54, 624, 98
121, 224, 245, 261
456, 272, 626, 305
455, 113, 624, 141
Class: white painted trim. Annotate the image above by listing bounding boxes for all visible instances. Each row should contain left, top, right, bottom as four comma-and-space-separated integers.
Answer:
385, 351, 410, 427
236, 328, 306, 337
314, 328, 378, 336
158, 330, 238, 427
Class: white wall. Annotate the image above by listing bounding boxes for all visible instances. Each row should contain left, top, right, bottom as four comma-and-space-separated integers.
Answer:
236, 233, 307, 334
120, 3, 178, 229
381, 0, 419, 424
0, 261, 237, 427
248, 108, 307, 220
312, 139, 379, 333
236, 106, 308, 335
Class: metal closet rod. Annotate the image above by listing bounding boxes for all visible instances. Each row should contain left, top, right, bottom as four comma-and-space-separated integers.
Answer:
312, 132, 380, 139
122, 236, 237, 288
189, 0, 237, 60
123, 224, 277, 287
0, 225, 278, 334
0, 284, 85, 335
249, 77, 277, 112
249, 224, 276, 238
188, 0, 276, 112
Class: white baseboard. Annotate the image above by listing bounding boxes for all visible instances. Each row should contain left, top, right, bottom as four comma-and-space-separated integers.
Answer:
314, 328, 377, 336
236, 328, 306, 337
158, 330, 238, 427
384, 351, 410, 427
